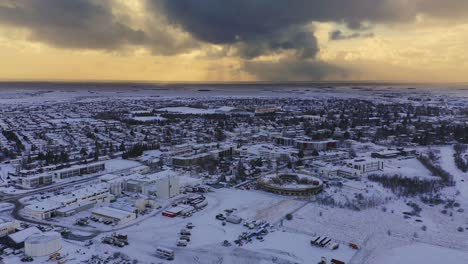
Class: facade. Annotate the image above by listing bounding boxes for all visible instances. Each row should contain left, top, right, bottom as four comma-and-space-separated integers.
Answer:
295, 140, 338, 151
0, 221, 19, 238
56, 201, 95, 217
349, 159, 384, 174
156, 176, 180, 199
53, 162, 105, 180
91, 207, 136, 224
21, 174, 53, 189
120, 171, 180, 199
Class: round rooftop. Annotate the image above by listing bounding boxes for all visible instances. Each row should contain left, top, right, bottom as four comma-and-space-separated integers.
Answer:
258, 172, 323, 196
25, 232, 61, 244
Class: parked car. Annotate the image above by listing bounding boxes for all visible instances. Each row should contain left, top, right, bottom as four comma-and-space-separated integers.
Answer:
177, 240, 188, 247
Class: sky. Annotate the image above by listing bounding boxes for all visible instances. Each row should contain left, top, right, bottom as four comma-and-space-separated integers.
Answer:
0, 0, 468, 82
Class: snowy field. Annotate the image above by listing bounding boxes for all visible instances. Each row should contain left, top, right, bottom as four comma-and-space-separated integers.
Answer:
3, 189, 358, 264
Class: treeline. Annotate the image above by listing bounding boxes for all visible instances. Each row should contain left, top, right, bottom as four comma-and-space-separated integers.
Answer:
2, 130, 25, 151
368, 174, 440, 196
122, 143, 160, 159
454, 144, 468, 172
418, 156, 454, 185
37, 151, 70, 165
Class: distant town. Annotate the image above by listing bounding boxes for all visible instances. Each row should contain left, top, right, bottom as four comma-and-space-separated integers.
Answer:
0, 85, 467, 263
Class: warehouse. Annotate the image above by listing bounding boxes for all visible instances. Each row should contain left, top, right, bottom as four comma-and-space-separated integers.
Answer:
7, 227, 41, 249
23, 183, 110, 220
23, 201, 62, 220
56, 201, 95, 217
25, 232, 62, 257
92, 207, 136, 225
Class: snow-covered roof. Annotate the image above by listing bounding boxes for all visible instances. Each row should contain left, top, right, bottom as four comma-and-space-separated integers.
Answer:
92, 206, 134, 220
8, 227, 41, 244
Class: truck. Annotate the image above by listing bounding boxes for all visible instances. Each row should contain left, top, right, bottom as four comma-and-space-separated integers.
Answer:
156, 247, 175, 260
226, 215, 242, 224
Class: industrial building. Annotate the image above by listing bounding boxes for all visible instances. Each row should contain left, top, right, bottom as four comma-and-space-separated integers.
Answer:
119, 170, 180, 198
7, 226, 41, 249
91, 207, 136, 225
23, 183, 110, 220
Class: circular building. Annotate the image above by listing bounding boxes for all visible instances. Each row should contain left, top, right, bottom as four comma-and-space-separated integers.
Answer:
257, 172, 323, 196
25, 232, 62, 257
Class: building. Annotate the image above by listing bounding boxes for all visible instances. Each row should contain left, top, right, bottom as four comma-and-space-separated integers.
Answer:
100, 174, 123, 196
91, 207, 136, 225
0, 221, 19, 238
257, 172, 323, 196
172, 146, 233, 168
53, 162, 105, 181
295, 140, 338, 151
349, 159, 384, 174
7, 227, 41, 249
25, 232, 62, 257
156, 176, 180, 199
56, 201, 95, 217
120, 170, 180, 198
24, 183, 110, 220
21, 174, 53, 189
23, 201, 62, 220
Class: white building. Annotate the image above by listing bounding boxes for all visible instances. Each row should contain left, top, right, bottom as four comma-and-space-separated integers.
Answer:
25, 232, 62, 257
348, 159, 384, 174
120, 170, 180, 199
92, 207, 136, 224
0, 220, 19, 238
24, 183, 110, 220
53, 162, 105, 181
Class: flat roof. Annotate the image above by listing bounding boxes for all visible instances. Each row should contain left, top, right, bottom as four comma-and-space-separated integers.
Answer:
8, 227, 41, 244
92, 206, 134, 220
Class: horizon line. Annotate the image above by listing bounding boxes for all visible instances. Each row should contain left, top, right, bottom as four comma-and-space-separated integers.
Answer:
0, 78, 467, 86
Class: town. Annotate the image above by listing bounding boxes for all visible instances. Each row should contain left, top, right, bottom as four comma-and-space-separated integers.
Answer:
0, 85, 467, 264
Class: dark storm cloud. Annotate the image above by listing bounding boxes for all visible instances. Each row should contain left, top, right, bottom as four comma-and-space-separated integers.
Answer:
0, 0, 147, 50
152, 0, 468, 55
153, 0, 406, 44
244, 58, 349, 81
151, 0, 407, 59
330, 30, 374, 41
235, 27, 319, 59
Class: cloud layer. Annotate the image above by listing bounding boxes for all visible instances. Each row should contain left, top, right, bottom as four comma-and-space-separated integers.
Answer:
1, 0, 468, 80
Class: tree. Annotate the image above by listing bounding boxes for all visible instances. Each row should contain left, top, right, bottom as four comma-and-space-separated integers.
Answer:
60, 151, 69, 163
343, 131, 351, 140
298, 149, 305, 159
119, 142, 126, 152
215, 127, 226, 141
236, 161, 246, 182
